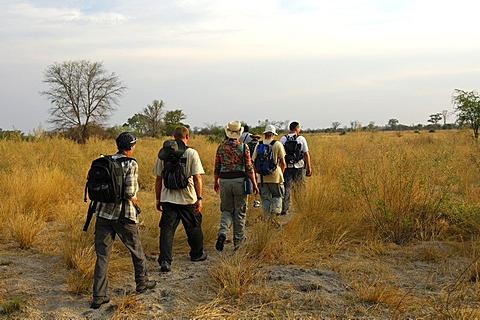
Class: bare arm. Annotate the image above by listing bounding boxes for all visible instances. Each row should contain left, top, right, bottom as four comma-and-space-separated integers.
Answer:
304, 152, 312, 177
214, 172, 220, 194
192, 174, 203, 215
279, 157, 286, 173
246, 169, 259, 195
155, 175, 163, 211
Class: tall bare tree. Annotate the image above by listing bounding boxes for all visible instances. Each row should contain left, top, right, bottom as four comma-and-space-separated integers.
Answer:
441, 109, 449, 126
41, 60, 126, 143
142, 99, 165, 137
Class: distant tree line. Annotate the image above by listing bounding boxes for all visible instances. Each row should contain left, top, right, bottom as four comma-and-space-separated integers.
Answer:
2, 60, 480, 141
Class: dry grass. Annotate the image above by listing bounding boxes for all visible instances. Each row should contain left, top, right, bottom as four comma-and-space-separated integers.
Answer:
208, 251, 262, 298
3, 130, 480, 318
111, 294, 144, 319
9, 213, 45, 250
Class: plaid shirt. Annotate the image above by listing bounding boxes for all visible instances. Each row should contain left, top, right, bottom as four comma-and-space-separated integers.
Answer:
96, 154, 140, 223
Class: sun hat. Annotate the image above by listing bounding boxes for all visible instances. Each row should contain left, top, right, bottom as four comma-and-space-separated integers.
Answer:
116, 132, 137, 150
224, 121, 244, 139
263, 125, 278, 135
158, 139, 186, 160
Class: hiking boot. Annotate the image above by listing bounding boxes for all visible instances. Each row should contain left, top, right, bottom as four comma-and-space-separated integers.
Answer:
215, 235, 226, 251
191, 251, 208, 262
136, 280, 156, 293
160, 260, 171, 272
90, 295, 110, 309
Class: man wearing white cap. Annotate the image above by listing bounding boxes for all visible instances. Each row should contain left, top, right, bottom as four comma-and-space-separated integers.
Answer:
252, 124, 286, 222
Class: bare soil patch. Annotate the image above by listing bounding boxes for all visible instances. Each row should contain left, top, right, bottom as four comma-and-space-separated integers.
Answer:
1, 238, 479, 319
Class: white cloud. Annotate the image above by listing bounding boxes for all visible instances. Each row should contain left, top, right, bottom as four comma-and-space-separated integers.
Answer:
2, 0, 480, 131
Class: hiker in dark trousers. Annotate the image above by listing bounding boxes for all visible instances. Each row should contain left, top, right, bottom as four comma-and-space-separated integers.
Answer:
153, 126, 207, 272
214, 121, 259, 251
252, 125, 286, 222
279, 121, 312, 215
91, 132, 156, 309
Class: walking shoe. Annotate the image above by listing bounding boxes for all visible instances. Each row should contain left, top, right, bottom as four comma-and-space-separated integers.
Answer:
160, 260, 171, 272
191, 252, 208, 262
215, 235, 226, 251
90, 295, 110, 309
136, 280, 156, 293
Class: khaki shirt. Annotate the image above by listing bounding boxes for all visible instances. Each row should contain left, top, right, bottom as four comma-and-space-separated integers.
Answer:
252, 139, 286, 183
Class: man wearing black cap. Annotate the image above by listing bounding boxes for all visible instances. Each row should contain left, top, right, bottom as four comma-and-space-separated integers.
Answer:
91, 132, 156, 309
153, 126, 206, 272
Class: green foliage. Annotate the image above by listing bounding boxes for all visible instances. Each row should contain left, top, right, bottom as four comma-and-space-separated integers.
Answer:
164, 109, 187, 136
0, 129, 25, 141
206, 126, 226, 143
452, 89, 480, 138
0, 295, 27, 315
126, 113, 148, 136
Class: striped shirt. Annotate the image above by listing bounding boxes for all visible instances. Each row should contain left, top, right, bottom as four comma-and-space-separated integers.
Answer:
96, 154, 140, 223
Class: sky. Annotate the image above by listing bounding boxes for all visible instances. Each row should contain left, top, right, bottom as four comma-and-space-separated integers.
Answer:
1, 0, 480, 133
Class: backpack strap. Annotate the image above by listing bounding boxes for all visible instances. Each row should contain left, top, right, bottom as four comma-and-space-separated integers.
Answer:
270, 140, 278, 166
286, 134, 298, 141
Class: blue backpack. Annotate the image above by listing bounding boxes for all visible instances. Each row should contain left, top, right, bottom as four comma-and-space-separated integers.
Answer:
254, 141, 277, 184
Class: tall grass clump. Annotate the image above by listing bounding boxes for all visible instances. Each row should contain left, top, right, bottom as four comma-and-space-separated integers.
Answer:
9, 213, 45, 250
340, 134, 456, 244
61, 215, 96, 294
208, 252, 262, 299
252, 134, 363, 265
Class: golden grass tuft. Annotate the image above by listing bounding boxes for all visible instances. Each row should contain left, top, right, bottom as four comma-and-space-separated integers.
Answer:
111, 294, 144, 319
9, 213, 45, 250
208, 251, 262, 298
65, 245, 96, 295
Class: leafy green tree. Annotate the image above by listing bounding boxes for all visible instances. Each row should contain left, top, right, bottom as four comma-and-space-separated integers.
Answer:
427, 113, 442, 127
126, 113, 148, 135
387, 118, 399, 130
164, 109, 187, 136
41, 60, 126, 143
452, 89, 480, 139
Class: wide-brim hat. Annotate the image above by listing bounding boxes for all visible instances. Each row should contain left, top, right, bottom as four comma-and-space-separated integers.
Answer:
224, 120, 244, 139
263, 124, 278, 135
158, 139, 186, 160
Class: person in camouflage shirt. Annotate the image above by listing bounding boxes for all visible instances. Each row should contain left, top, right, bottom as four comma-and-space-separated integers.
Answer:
214, 121, 258, 251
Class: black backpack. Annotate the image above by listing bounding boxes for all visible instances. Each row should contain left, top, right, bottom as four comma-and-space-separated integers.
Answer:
160, 148, 190, 190
254, 140, 278, 182
246, 138, 259, 155
284, 134, 304, 165
84, 155, 133, 203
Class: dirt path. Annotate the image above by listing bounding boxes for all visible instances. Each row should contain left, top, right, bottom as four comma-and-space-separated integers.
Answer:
1, 239, 478, 319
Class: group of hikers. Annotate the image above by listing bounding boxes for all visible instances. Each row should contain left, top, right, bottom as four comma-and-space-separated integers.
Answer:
85, 121, 312, 309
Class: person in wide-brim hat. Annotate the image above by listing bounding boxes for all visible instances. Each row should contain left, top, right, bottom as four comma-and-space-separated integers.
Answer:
158, 139, 186, 160
224, 121, 244, 140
